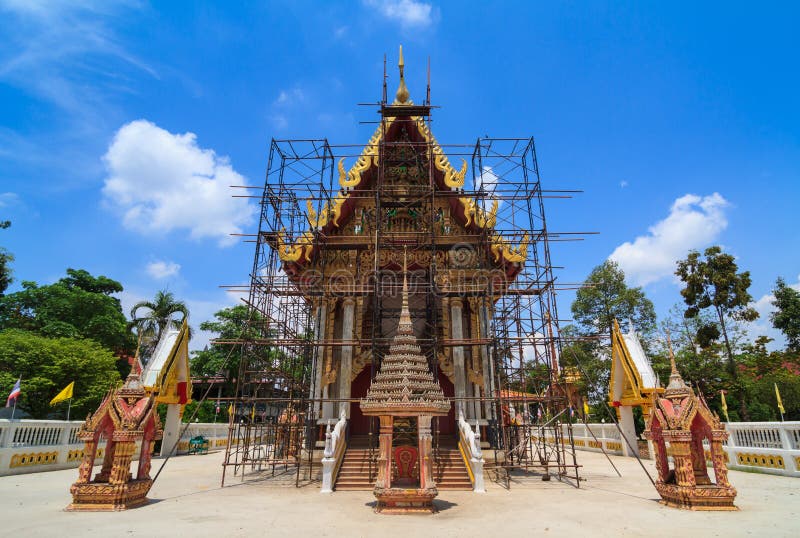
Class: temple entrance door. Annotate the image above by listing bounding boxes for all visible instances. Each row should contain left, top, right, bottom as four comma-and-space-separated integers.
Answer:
436, 371, 456, 436
350, 367, 372, 435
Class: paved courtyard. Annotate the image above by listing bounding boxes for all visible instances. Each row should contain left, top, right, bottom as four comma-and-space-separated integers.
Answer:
1, 450, 797, 537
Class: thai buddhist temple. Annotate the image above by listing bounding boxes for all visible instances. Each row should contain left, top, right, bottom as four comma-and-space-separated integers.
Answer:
221, 47, 580, 494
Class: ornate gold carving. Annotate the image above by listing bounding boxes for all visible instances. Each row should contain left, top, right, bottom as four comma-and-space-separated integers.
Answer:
417, 119, 466, 189
10, 451, 59, 467
736, 452, 785, 469
438, 352, 454, 382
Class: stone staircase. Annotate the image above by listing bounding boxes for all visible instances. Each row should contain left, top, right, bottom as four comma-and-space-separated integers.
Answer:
333, 436, 473, 491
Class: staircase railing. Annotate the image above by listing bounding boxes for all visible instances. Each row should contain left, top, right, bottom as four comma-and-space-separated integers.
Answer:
320, 410, 348, 493
457, 411, 486, 492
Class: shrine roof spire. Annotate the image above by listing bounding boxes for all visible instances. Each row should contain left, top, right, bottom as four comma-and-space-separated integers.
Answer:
664, 329, 692, 399
394, 45, 410, 105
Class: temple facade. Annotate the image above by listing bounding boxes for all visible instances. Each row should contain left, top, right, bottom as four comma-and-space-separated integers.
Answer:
274, 48, 529, 441
223, 47, 577, 490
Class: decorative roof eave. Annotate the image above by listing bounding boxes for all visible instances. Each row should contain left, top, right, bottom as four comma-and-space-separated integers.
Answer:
274, 119, 528, 269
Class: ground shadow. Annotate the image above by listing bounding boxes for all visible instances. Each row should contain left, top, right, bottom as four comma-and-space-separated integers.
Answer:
363, 499, 458, 513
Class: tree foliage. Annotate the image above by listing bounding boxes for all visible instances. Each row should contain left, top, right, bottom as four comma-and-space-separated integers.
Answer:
571, 260, 657, 338
130, 290, 189, 343
0, 268, 133, 353
0, 219, 12, 295
771, 277, 800, 352
191, 305, 252, 378
0, 329, 122, 419
675, 246, 758, 378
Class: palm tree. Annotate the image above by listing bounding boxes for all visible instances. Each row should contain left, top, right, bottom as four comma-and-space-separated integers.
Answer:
130, 290, 189, 344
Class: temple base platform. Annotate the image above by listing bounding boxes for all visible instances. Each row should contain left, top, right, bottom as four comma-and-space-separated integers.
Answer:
66, 479, 154, 511
373, 486, 438, 514
655, 483, 738, 511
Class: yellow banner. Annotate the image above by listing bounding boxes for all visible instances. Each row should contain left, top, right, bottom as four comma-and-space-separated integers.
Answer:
720, 390, 730, 422
775, 383, 785, 415
50, 381, 74, 406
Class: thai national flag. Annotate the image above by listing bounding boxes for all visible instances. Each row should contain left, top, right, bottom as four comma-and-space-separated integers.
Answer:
6, 378, 21, 407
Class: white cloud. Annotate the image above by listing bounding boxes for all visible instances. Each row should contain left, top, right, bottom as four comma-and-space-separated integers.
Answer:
0, 1, 155, 124
0, 192, 20, 208
610, 193, 729, 286
363, 0, 436, 29
102, 119, 256, 246
274, 88, 305, 106
145, 260, 181, 279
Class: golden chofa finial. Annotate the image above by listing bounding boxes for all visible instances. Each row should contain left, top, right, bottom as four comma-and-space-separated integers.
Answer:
394, 45, 410, 104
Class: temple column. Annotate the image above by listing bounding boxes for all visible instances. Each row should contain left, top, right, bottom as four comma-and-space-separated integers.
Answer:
418, 415, 434, 490
339, 298, 356, 418
375, 415, 394, 489
467, 298, 482, 420
160, 403, 181, 457
617, 406, 640, 457
670, 435, 696, 487
75, 437, 98, 484
137, 438, 153, 480
710, 435, 731, 487
479, 300, 495, 421
109, 440, 136, 485
311, 299, 328, 419
450, 298, 467, 418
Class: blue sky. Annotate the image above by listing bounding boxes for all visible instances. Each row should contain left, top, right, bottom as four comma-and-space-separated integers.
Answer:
1, 1, 798, 351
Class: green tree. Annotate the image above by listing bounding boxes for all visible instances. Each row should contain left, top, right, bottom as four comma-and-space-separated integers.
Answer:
191, 305, 260, 396
0, 269, 133, 353
0, 219, 12, 295
0, 329, 121, 419
567, 261, 657, 422
771, 277, 800, 352
676, 246, 758, 419
675, 246, 758, 377
571, 260, 657, 338
130, 290, 189, 343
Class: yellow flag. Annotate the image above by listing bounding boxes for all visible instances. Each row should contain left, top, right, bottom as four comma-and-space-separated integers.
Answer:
227, 403, 234, 416
720, 390, 730, 422
50, 381, 74, 406
775, 383, 785, 415
583, 400, 590, 417
250, 406, 256, 421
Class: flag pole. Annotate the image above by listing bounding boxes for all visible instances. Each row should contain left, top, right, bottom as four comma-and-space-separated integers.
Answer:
10, 398, 16, 421
66, 397, 72, 422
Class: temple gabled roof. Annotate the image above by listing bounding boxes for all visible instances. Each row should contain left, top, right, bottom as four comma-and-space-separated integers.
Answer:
361, 254, 450, 417
273, 53, 530, 276
78, 369, 162, 439
609, 319, 664, 407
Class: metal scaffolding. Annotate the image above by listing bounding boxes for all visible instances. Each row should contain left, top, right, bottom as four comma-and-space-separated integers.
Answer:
218, 84, 583, 489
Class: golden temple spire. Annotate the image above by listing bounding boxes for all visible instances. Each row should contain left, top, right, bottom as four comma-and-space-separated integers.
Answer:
664, 329, 692, 399
394, 45, 410, 104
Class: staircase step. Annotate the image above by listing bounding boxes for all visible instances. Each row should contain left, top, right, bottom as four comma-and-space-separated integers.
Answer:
335, 440, 474, 491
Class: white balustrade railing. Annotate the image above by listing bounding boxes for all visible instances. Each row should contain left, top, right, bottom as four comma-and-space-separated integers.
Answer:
320, 410, 348, 493
567, 423, 626, 455
565, 421, 800, 478
457, 411, 485, 492
0, 419, 231, 477
722, 421, 800, 477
